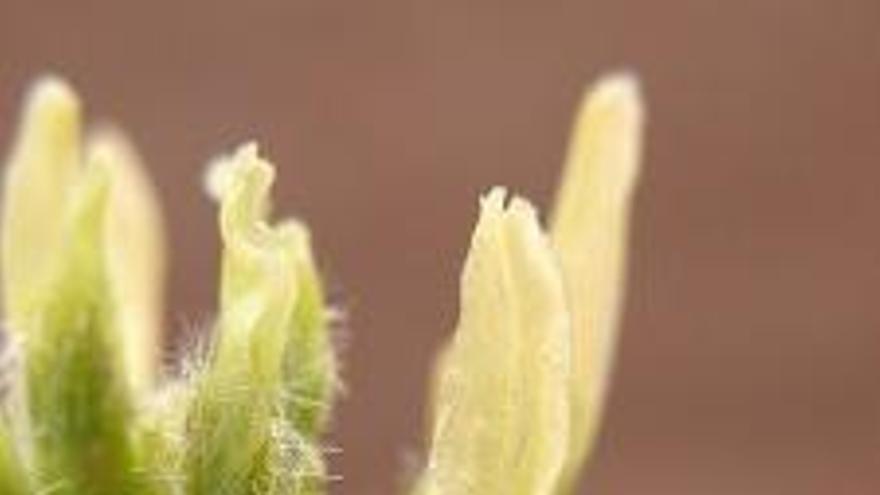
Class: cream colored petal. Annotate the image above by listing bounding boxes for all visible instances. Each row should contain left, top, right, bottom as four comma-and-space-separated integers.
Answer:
1, 77, 82, 327
420, 188, 570, 495
86, 127, 166, 391
550, 74, 644, 492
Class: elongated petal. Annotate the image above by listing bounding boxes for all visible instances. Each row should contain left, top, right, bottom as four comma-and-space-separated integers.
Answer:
550, 74, 644, 492
186, 144, 327, 495
1, 77, 81, 328
210, 145, 336, 437
87, 127, 166, 392
214, 144, 300, 386
419, 188, 570, 495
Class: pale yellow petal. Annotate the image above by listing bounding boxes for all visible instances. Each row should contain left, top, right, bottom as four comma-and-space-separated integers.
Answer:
420, 188, 570, 495
87, 127, 166, 391
1, 77, 82, 327
550, 74, 644, 492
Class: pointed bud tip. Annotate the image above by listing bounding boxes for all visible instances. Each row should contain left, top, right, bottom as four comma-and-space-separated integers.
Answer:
9, 75, 83, 160
479, 186, 507, 212
477, 187, 544, 240
26, 75, 78, 108
22, 75, 81, 127
588, 72, 643, 118
568, 71, 645, 203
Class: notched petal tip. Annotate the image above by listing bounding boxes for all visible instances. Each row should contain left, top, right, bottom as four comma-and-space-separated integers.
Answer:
479, 186, 507, 209
423, 188, 571, 495
211, 143, 281, 257
476, 188, 544, 241
203, 141, 264, 202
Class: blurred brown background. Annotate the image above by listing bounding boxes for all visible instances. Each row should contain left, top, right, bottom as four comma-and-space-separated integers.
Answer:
1, 1, 878, 493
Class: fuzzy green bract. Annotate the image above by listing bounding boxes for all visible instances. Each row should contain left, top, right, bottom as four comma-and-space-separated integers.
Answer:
184, 144, 334, 495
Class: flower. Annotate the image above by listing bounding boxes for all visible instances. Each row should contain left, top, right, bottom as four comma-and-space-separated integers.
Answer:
0, 78, 336, 495
1, 77, 166, 393
418, 74, 644, 495
0, 71, 643, 495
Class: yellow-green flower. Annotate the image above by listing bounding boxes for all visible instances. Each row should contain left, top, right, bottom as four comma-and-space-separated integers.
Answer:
0, 71, 642, 495
1, 77, 161, 494
551, 74, 644, 493
418, 188, 572, 495
418, 74, 644, 495
184, 144, 334, 495
0, 78, 336, 495
1, 77, 166, 393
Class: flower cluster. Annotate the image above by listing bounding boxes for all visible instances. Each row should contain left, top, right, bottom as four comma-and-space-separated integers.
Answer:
0, 73, 642, 495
